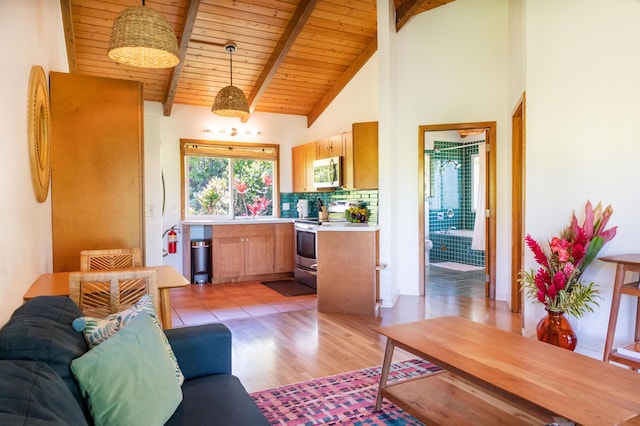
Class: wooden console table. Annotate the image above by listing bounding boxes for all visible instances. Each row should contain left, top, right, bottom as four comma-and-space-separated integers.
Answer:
375, 317, 640, 425
24, 266, 189, 329
600, 254, 640, 369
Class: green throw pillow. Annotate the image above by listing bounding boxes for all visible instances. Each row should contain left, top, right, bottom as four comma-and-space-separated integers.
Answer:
72, 294, 184, 385
70, 312, 183, 426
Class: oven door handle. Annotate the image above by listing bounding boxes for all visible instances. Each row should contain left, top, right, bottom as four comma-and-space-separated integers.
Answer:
310, 263, 318, 270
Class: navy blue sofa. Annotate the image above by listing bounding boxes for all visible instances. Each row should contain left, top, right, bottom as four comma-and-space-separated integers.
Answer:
0, 296, 268, 425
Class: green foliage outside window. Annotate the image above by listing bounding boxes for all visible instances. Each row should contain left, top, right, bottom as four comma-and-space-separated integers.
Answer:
187, 156, 273, 218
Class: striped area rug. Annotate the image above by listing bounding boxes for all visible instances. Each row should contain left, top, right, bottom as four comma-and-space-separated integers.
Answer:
250, 359, 441, 425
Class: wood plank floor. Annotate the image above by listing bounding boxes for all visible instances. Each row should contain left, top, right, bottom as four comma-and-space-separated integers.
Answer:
169, 275, 521, 393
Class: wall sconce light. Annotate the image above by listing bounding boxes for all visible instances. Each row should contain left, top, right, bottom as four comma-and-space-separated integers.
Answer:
204, 128, 261, 137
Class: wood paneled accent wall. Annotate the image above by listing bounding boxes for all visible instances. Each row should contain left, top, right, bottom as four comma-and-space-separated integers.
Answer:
50, 72, 144, 272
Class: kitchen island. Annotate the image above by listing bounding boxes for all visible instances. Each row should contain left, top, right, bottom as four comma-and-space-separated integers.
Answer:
316, 224, 381, 315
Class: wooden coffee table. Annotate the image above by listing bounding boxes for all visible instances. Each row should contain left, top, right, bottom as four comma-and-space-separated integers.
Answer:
375, 317, 640, 425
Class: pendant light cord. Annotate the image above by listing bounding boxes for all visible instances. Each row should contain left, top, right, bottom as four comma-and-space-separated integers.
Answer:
229, 50, 233, 86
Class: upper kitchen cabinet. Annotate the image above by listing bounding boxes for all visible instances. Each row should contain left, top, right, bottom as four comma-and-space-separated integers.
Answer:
50, 72, 144, 272
351, 121, 378, 190
292, 142, 316, 192
316, 134, 343, 159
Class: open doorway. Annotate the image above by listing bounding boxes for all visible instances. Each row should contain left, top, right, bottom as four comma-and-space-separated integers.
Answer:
418, 122, 497, 299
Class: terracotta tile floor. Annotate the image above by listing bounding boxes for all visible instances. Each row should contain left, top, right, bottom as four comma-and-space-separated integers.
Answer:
169, 280, 317, 327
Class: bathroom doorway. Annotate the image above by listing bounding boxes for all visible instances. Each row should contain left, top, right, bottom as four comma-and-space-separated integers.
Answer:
418, 122, 496, 299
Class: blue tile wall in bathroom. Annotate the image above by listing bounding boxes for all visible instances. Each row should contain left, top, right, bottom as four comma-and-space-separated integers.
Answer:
426, 140, 485, 265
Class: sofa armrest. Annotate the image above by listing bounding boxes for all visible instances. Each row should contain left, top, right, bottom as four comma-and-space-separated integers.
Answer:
164, 323, 231, 380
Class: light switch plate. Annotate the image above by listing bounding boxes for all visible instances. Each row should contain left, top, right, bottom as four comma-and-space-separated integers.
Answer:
283, 202, 290, 211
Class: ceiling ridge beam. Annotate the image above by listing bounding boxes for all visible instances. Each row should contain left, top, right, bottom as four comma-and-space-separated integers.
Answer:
396, 0, 425, 32
163, 0, 201, 117
307, 36, 377, 128
246, 0, 320, 120
60, 0, 78, 73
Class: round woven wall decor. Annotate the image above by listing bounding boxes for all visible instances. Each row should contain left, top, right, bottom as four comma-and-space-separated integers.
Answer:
27, 66, 52, 203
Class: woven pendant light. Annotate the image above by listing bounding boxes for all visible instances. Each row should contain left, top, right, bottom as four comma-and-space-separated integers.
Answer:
108, 3, 179, 69
212, 43, 250, 120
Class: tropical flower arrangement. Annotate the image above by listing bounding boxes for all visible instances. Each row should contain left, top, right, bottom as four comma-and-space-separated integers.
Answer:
520, 201, 617, 319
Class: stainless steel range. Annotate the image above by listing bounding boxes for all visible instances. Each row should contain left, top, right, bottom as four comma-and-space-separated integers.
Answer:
294, 219, 319, 289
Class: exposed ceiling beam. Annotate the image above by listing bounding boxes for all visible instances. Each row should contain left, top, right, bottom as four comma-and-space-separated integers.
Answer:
307, 36, 378, 128
395, 0, 424, 32
246, 0, 319, 122
396, 0, 456, 31
163, 0, 201, 117
59, 0, 77, 73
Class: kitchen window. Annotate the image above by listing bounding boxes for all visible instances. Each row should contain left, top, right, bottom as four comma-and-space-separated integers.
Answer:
181, 139, 280, 220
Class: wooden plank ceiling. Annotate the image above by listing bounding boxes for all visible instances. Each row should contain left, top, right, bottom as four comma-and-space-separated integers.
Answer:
62, 0, 454, 126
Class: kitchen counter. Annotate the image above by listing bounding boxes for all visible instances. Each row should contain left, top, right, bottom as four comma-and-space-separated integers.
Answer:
182, 218, 294, 225
316, 228, 380, 315
316, 222, 379, 231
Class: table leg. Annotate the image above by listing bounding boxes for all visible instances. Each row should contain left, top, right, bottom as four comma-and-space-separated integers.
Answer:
375, 338, 396, 411
604, 263, 626, 361
159, 288, 172, 329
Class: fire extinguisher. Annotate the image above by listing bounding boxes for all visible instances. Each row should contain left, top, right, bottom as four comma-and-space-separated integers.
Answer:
168, 227, 178, 254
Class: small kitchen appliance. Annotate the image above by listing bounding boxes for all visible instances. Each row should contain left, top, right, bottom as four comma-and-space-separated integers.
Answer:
296, 199, 309, 218
312, 156, 342, 188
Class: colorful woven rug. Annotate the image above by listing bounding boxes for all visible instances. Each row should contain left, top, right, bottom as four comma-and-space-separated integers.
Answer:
250, 358, 442, 425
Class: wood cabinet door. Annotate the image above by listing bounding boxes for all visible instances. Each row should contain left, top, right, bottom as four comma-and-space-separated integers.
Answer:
50, 72, 143, 272
352, 121, 379, 190
341, 131, 354, 190
304, 142, 316, 191
292, 144, 307, 192
244, 235, 275, 276
274, 223, 294, 273
212, 237, 245, 279
316, 135, 343, 159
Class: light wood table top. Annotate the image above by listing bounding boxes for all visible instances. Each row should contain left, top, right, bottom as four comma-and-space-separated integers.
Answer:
375, 316, 640, 425
24, 265, 189, 329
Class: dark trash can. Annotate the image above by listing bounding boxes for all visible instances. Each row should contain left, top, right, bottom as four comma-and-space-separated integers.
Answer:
191, 240, 211, 284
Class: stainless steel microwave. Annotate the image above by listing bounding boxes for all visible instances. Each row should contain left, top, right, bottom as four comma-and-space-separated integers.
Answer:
313, 156, 342, 188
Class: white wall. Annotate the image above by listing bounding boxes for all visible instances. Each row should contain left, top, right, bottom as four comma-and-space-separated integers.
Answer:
388, 0, 510, 301
524, 0, 640, 356
0, 1, 68, 325
307, 54, 379, 138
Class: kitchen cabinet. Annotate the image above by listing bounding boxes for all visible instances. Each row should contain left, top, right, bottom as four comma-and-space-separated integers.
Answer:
316, 228, 380, 315
274, 222, 295, 273
292, 142, 316, 192
212, 224, 275, 281
341, 131, 354, 189
50, 72, 144, 272
351, 121, 378, 189
316, 134, 343, 159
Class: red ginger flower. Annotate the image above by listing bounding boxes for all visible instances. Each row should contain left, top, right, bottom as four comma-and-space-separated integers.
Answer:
525, 234, 549, 269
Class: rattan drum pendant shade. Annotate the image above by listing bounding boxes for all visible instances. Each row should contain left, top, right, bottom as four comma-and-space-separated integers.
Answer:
108, 5, 179, 69
212, 44, 250, 120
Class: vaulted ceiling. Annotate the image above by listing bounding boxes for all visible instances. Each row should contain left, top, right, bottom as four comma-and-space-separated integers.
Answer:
61, 0, 454, 126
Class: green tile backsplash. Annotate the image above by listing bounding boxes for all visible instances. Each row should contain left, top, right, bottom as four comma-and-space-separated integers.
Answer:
281, 190, 379, 224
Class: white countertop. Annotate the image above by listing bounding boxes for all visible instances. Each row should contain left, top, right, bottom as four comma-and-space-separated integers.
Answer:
316, 223, 379, 231
182, 218, 294, 225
